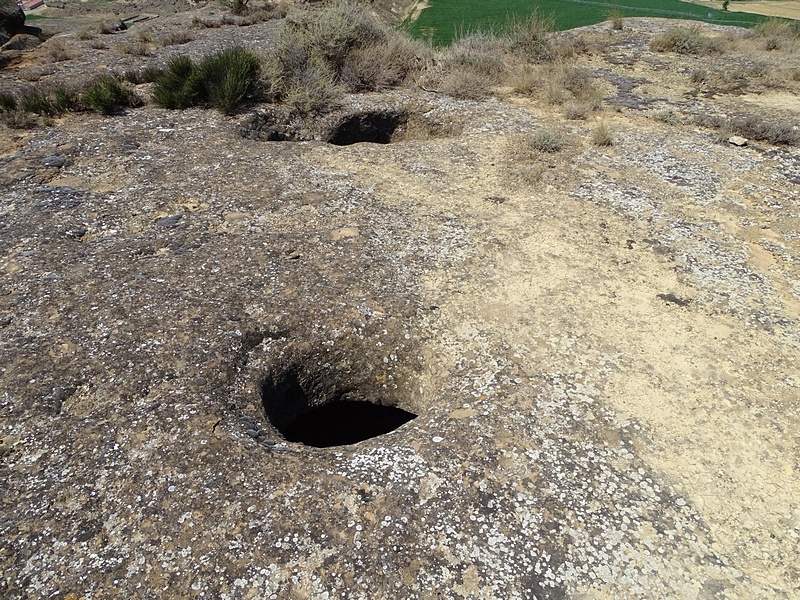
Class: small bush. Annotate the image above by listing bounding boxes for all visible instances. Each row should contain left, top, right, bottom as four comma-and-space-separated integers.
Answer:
751, 20, 800, 51
19, 89, 55, 115
45, 38, 74, 62
77, 29, 94, 41
649, 108, 680, 125
153, 48, 261, 114
526, 128, 565, 153
119, 40, 151, 56
510, 64, 537, 96
152, 55, 201, 109
12, 84, 81, 116
591, 121, 614, 146
506, 11, 554, 61
439, 69, 492, 100
228, 0, 249, 15
201, 47, 262, 113
264, 1, 423, 111
538, 61, 603, 109
282, 56, 344, 114
563, 102, 590, 120
429, 31, 506, 99
83, 76, 141, 114
443, 32, 506, 80
51, 86, 78, 113
97, 21, 120, 35
650, 26, 720, 55
0, 92, 18, 112
606, 9, 624, 30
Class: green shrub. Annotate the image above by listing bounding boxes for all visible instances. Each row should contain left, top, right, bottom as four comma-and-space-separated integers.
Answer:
51, 86, 78, 113
153, 48, 261, 114
83, 76, 140, 114
152, 56, 202, 109
200, 47, 261, 113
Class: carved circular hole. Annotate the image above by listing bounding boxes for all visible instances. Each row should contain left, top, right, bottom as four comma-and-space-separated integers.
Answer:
326, 110, 407, 146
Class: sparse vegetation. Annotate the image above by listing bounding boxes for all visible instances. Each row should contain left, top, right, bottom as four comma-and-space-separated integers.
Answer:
697, 114, 800, 146
159, 30, 193, 47
650, 26, 721, 55
0, 92, 16, 112
432, 32, 506, 99
120, 66, 165, 85
0, 109, 38, 129
751, 18, 800, 51
649, 108, 680, 125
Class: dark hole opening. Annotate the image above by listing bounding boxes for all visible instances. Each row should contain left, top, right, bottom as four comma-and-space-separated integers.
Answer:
261, 370, 417, 448
327, 111, 406, 146
283, 400, 416, 448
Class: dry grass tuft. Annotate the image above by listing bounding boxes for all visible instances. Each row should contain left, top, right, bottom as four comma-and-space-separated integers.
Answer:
591, 120, 614, 146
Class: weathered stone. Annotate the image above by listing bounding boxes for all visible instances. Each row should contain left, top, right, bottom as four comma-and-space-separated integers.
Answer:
0, 0, 24, 47
0, 12, 798, 600
1, 32, 39, 51
41, 155, 66, 168
728, 135, 748, 146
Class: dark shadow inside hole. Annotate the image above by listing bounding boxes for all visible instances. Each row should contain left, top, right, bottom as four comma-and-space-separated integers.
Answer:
327, 112, 406, 146
282, 400, 417, 448
261, 370, 416, 447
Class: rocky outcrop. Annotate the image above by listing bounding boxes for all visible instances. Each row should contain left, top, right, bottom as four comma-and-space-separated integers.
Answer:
0, 0, 24, 46
0, 13, 799, 600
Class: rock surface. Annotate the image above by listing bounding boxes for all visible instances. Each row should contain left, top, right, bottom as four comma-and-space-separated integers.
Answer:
0, 0, 25, 46
1, 12, 799, 600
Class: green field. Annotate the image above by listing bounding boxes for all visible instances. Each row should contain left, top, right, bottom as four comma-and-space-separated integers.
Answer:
404, 0, 770, 44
